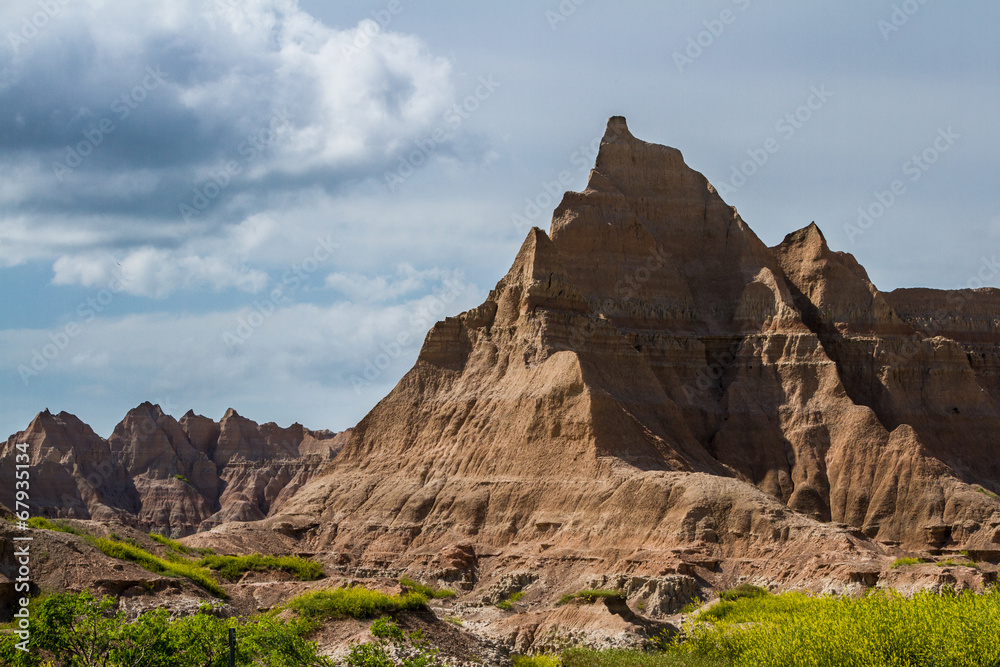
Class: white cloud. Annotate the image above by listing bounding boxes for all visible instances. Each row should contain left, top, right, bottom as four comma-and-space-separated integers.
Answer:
325, 263, 460, 302
0, 279, 484, 434
52, 248, 269, 298
0, 0, 471, 294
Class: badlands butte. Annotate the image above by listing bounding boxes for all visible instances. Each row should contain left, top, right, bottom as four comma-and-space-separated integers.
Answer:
4, 117, 1000, 648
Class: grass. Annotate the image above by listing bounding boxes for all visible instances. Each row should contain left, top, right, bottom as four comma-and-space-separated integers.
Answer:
173, 474, 192, 485
287, 587, 428, 620
398, 576, 456, 599
562, 649, 728, 667
27, 516, 84, 535
198, 553, 325, 581
497, 600, 513, 610
976, 486, 1000, 500
668, 588, 1000, 666
890, 557, 925, 568
88, 537, 227, 598
718, 583, 768, 602
936, 558, 978, 569
512, 655, 562, 667
149, 532, 192, 554
557, 589, 624, 605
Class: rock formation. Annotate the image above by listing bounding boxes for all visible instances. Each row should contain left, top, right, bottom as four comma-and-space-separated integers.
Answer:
248, 117, 1000, 587
0, 404, 348, 536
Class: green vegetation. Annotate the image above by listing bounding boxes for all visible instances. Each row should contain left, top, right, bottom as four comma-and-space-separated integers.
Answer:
26, 519, 227, 598
26, 516, 84, 535
173, 473, 192, 485
198, 552, 325, 581
512, 655, 562, 667
497, 600, 513, 610
149, 531, 192, 554
680, 597, 703, 614
510, 590, 525, 602
89, 536, 227, 598
398, 576, 456, 599
672, 588, 1000, 666
341, 617, 439, 667
976, 485, 1000, 500
287, 586, 428, 621
718, 583, 768, 602
890, 556, 924, 568
561, 649, 727, 666
0, 590, 330, 667
557, 589, 624, 605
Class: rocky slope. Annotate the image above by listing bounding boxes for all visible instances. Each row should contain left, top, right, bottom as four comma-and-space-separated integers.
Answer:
224, 117, 1000, 593
0, 404, 348, 536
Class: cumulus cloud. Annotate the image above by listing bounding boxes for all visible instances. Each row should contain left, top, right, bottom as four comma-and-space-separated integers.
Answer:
0, 0, 481, 295
325, 263, 462, 303
0, 276, 483, 434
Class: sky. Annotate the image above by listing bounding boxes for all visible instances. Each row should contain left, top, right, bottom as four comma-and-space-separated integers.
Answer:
1, 0, 998, 438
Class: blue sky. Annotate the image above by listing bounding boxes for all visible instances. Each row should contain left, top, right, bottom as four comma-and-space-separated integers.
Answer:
1, 0, 998, 437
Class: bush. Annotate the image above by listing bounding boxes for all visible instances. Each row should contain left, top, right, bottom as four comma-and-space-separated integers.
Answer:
149, 532, 192, 554
671, 588, 1000, 666
370, 616, 405, 642
562, 649, 727, 666
198, 553, 324, 581
287, 587, 428, 620
557, 589, 624, 605
4, 591, 332, 666
718, 583, 768, 602
513, 655, 562, 667
89, 536, 226, 598
890, 557, 924, 568
26, 517, 84, 536
398, 576, 456, 599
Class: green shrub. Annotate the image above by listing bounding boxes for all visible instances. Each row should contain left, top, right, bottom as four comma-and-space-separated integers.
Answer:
398, 576, 456, 599
671, 588, 1000, 667
497, 600, 513, 610
26, 516, 84, 536
0, 591, 332, 667
557, 589, 624, 605
718, 583, 768, 602
287, 587, 428, 620
513, 655, 562, 667
198, 553, 324, 581
149, 532, 192, 554
88, 536, 226, 598
369, 616, 405, 642
510, 591, 525, 602
562, 648, 727, 666
173, 474, 192, 485
890, 557, 924, 568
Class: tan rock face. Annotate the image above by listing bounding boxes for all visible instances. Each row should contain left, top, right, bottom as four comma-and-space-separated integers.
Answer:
0, 403, 349, 536
263, 117, 1000, 582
